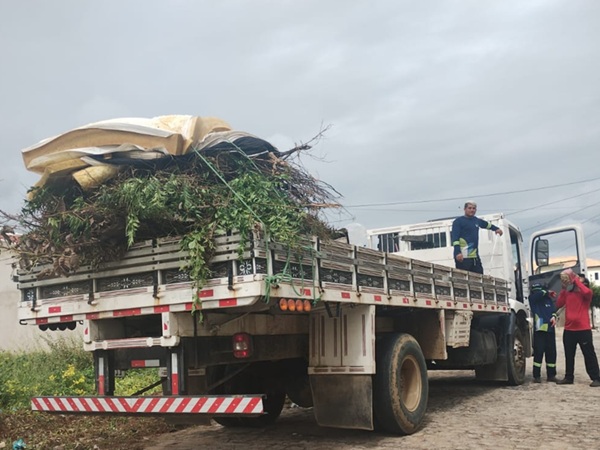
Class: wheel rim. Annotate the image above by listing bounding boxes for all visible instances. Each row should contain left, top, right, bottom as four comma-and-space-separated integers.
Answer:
400, 355, 422, 412
513, 335, 525, 374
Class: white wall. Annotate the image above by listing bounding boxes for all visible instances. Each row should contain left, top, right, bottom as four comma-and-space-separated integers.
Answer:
588, 265, 600, 284
0, 253, 81, 351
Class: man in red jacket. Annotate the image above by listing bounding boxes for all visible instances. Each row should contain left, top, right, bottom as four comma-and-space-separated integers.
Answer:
555, 268, 600, 386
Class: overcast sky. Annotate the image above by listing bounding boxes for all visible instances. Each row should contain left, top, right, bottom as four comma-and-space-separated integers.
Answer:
1, 1, 600, 260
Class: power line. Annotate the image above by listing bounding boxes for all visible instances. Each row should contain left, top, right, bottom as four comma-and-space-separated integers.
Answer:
344, 175, 600, 208
519, 201, 600, 233
507, 188, 600, 220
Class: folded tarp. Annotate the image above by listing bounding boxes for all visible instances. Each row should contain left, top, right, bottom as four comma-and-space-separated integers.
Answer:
21, 115, 272, 190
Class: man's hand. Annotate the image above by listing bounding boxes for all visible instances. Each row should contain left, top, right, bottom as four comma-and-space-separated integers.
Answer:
550, 316, 557, 327
561, 268, 577, 282
455, 254, 464, 262
495, 229, 503, 236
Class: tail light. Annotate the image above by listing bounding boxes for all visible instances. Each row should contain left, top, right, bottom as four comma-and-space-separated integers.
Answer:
232, 332, 253, 359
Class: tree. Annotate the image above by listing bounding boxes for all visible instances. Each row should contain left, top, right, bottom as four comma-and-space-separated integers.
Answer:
592, 283, 600, 308
590, 283, 600, 329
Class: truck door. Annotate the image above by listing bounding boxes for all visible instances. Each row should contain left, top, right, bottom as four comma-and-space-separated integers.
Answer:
509, 226, 526, 303
528, 225, 587, 295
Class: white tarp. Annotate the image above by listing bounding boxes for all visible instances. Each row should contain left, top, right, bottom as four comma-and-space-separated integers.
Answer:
22, 115, 232, 190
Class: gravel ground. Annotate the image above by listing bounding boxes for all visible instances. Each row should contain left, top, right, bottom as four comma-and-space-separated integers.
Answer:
146, 327, 600, 450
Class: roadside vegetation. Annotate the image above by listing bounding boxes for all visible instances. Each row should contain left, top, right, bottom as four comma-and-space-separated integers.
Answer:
591, 283, 600, 308
0, 337, 175, 449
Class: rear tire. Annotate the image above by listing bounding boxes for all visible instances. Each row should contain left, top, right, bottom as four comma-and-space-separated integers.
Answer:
373, 333, 428, 434
213, 363, 285, 428
285, 358, 313, 408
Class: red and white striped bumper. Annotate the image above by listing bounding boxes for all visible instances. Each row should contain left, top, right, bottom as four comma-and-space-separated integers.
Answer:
31, 395, 264, 416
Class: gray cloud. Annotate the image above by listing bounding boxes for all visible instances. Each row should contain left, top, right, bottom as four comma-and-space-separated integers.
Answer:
1, 0, 600, 258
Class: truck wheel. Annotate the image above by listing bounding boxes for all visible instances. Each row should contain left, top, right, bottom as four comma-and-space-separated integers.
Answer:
507, 326, 526, 385
238, 391, 285, 428
207, 365, 242, 428
285, 358, 313, 408
373, 333, 428, 435
213, 363, 285, 428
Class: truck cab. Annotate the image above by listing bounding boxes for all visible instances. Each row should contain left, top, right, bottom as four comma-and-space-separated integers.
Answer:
366, 213, 588, 328
366, 213, 528, 307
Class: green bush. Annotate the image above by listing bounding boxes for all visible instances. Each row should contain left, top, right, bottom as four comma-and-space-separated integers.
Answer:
0, 337, 161, 410
591, 283, 600, 309
0, 338, 94, 409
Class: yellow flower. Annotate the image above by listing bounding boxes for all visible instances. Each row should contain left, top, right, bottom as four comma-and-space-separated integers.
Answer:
62, 364, 76, 379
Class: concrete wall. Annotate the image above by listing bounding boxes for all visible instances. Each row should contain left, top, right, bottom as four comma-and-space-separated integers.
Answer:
0, 253, 81, 351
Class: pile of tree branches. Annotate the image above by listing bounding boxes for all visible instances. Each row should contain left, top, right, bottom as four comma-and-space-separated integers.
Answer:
1, 129, 342, 281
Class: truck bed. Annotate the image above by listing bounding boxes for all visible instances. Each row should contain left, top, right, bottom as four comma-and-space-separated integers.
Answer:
16, 231, 511, 328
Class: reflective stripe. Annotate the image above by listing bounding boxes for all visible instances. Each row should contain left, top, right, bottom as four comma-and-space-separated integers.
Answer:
533, 362, 542, 367
547, 363, 556, 368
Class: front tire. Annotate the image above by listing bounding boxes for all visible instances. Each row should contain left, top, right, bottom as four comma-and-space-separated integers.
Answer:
507, 326, 526, 385
373, 333, 429, 434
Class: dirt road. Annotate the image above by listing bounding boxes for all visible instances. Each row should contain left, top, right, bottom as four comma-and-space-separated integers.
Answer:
146, 328, 600, 450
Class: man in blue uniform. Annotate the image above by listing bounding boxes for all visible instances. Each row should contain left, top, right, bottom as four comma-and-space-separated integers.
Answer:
451, 201, 503, 274
529, 283, 558, 383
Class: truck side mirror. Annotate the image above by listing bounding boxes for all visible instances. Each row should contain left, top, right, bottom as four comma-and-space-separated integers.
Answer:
535, 239, 549, 267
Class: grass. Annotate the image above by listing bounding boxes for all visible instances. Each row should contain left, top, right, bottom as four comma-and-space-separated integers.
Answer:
0, 337, 177, 449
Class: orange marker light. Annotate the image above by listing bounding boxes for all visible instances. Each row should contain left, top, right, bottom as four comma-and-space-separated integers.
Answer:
303, 300, 312, 312
287, 298, 296, 312
279, 298, 288, 311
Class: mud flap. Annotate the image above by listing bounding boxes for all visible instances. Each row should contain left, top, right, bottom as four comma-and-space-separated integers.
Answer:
310, 374, 373, 430
475, 313, 514, 382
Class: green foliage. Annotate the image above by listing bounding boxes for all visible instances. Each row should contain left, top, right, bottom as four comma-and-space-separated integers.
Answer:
14, 150, 340, 287
115, 369, 162, 396
590, 282, 600, 309
5, 152, 342, 361
215, 171, 306, 247
0, 338, 162, 410
0, 339, 94, 409
182, 229, 215, 288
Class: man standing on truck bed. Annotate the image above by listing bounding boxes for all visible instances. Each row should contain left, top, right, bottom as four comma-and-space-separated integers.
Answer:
451, 201, 503, 274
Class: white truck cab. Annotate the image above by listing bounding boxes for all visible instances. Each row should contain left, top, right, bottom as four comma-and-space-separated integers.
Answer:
366, 213, 587, 313
367, 214, 527, 304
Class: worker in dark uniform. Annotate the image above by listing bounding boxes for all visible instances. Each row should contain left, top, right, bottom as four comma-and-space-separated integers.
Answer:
529, 283, 558, 383
451, 201, 503, 274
